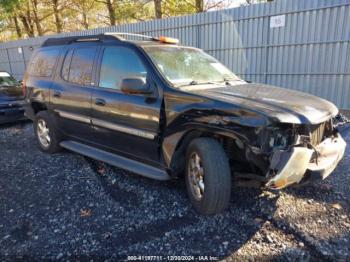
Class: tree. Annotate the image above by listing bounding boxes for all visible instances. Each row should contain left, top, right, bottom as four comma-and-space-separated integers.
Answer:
16, 0, 35, 37
154, 0, 162, 18
51, 0, 63, 33
31, 0, 43, 35
116, 0, 152, 23
0, 0, 238, 41
12, 16, 22, 38
161, 0, 195, 17
195, 0, 203, 12
96, 0, 117, 26
106, 0, 116, 25
0, 0, 23, 38
69, 0, 97, 29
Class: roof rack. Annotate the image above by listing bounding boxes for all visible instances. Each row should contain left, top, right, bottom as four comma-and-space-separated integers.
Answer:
104, 32, 159, 41
105, 32, 179, 44
41, 32, 179, 47
41, 34, 119, 47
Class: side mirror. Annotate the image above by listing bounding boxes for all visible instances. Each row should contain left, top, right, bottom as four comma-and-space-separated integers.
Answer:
120, 77, 152, 95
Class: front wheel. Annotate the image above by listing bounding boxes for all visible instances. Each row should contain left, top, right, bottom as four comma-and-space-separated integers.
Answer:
185, 138, 232, 215
34, 111, 62, 154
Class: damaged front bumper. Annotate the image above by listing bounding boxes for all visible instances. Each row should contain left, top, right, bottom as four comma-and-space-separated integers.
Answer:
265, 134, 346, 189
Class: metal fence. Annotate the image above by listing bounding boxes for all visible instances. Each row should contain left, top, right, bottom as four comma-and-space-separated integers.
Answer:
0, 0, 349, 109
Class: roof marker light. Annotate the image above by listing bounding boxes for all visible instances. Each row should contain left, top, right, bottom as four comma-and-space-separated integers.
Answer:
159, 36, 179, 44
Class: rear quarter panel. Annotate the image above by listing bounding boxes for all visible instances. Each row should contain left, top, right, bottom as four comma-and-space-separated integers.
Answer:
24, 47, 63, 118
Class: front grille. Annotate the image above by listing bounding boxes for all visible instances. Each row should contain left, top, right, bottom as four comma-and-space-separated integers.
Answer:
308, 121, 331, 146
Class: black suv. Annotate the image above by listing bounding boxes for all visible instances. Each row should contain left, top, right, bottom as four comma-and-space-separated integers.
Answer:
24, 33, 346, 214
0, 71, 25, 124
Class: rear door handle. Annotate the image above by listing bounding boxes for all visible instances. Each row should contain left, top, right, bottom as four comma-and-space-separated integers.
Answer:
95, 98, 106, 106
53, 91, 61, 98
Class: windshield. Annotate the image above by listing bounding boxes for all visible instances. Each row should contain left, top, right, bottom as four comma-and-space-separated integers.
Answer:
0, 72, 18, 87
143, 46, 241, 87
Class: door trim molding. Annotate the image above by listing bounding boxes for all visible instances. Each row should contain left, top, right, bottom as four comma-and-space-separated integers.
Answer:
92, 118, 156, 140
55, 110, 91, 124
54, 110, 156, 140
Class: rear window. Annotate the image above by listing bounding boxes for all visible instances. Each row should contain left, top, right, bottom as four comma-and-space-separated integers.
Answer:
63, 47, 97, 86
28, 49, 59, 77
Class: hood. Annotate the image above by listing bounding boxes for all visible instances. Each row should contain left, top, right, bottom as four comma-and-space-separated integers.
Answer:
184, 83, 338, 125
0, 84, 23, 103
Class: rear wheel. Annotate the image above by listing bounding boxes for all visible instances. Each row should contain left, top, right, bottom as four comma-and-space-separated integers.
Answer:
185, 138, 232, 215
34, 111, 61, 154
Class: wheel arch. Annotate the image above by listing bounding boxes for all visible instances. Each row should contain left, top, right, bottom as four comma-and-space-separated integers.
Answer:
31, 101, 48, 115
163, 127, 246, 177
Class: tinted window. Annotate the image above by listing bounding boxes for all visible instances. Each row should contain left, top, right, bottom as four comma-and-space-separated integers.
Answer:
68, 47, 97, 85
29, 49, 59, 77
0, 72, 18, 86
99, 47, 147, 90
61, 49, 73, 81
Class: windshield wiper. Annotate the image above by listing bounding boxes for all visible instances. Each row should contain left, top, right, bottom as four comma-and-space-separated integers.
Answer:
223, 77, 246, 85
176, 80, 218, 88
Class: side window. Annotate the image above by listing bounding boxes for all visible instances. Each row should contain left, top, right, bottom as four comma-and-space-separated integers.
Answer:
61, 49, 73, 81
99, 47, 147, 90
29, 49, 59, 77
68, 47, 97, 85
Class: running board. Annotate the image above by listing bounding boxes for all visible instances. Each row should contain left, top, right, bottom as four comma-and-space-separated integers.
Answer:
60, 140, 171, 181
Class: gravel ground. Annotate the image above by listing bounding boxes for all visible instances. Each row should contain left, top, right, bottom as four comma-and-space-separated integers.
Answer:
0, 121, 349, 261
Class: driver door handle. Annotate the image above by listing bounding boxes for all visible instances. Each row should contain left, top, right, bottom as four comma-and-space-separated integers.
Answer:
95, 98, 106, 106
53, 91, 61, 98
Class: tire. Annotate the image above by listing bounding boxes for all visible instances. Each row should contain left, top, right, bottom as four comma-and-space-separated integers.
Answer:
185, 137, 232, 215
34, 111, 62, 154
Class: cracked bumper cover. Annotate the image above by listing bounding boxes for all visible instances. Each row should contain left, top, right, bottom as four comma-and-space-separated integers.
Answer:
266, 134, 346, 189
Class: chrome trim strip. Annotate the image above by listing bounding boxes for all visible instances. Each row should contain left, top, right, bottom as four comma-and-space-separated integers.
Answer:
55, 110, 156, 139
92, 118, 156, 140
55, 110, 91, 124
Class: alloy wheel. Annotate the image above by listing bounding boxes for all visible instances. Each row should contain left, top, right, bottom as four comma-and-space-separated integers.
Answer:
188, 152, 205, 200
37, 119, 51, 148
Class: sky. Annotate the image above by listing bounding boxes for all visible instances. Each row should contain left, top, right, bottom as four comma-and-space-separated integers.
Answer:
210, 0, 251, 9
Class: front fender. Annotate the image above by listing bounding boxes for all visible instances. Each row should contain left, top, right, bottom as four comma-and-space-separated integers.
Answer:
162, 122, 253, 168
162, 89, 270, 170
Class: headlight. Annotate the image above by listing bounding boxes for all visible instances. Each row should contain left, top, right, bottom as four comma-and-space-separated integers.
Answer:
259, 126, 296, 152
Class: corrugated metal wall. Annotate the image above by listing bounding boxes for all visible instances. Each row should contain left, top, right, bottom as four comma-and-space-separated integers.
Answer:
0, 0, 349, 109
